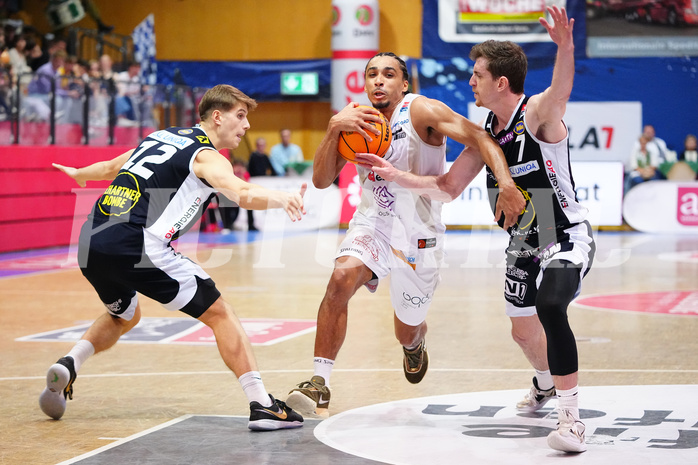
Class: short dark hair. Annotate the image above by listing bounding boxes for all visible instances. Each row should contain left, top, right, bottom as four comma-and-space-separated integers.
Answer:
469, 40, 527, 95
198, 84, 257, 121
365, 52, 410, 94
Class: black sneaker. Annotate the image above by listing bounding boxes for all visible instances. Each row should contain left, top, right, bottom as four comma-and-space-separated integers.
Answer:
248, 394, 304, 431
403, 339, 429, 384
39, 356, 77, 420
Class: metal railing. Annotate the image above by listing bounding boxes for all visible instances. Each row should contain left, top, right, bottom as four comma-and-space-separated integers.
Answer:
68, 27, 133, 71
0, 70, 206, 146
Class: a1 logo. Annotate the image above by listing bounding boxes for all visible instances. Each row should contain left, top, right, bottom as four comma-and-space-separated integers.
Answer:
677, 187, 698, 226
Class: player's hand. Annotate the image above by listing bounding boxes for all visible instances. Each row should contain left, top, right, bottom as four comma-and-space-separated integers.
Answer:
52, 163, 87, 187
283, 182, 308, 221
540, 6, 574, 47
331, 102, 382, 140
494, 183, 527, 230
353, 153, 399, 181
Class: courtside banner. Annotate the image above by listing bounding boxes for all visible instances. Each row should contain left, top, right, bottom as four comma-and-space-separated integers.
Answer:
441, 161, 624, 226
423, 0, 587, 58
468, 101, 642, 165
623, 181, 698, 233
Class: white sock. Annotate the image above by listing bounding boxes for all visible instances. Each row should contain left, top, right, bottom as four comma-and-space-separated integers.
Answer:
535, 369, 554, 391
66, 340, 95, 372
557, 386, 580, 418
238, 371, 272, 407
313, 357, 334, 387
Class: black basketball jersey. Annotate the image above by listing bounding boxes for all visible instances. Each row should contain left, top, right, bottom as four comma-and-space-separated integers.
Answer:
484, 96, 588, 249
81, 126, 218, 256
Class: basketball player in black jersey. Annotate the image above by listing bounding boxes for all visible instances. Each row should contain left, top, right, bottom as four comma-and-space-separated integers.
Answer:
40, 84, 306, 431
357, 6, 592, 453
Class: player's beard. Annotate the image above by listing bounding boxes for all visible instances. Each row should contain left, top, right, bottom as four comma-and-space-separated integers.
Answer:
373, 100, 389, 109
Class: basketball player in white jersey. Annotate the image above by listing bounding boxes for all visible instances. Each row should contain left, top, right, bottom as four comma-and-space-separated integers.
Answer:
357, 7, 592, 453
41, 84, 306, 431
285, 52, 526, 418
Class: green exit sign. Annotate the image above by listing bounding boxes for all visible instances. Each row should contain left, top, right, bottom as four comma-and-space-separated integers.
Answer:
280, 72, 319, 96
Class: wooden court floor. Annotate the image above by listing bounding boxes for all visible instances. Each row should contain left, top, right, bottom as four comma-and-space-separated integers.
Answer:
1, 228, 697, 464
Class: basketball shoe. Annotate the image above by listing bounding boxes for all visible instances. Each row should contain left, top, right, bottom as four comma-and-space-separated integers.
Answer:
517, 376, 557, 412
547, 408, 587, 453
248, 394, 304, 431
39, 356, 77, 420
403, 339, 429, 384
286, 376, 331, 419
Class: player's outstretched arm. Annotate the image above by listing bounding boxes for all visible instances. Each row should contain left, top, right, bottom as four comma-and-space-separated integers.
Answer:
194, 149, 307, 221
528, 5, 575, 139
52, 149, 134, 187
412, 98, 525, 229
355, 148, 485, 202
313, 102, 382, 189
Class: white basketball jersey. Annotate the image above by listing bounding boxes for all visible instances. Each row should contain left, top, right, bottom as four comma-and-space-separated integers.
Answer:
350, 93, 446, 255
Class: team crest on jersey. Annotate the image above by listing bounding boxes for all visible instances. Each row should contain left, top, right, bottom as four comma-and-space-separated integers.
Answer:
178, 129, 193, 135
514, 121, 525, 135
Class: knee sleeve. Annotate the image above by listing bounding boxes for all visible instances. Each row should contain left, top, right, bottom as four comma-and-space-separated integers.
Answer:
535, 261, 581, 376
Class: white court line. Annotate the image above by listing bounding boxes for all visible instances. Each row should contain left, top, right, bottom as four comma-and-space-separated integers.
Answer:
4, 367, 698, 382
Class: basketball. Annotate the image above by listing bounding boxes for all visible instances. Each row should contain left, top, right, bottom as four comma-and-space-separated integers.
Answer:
337, 107, 392, 163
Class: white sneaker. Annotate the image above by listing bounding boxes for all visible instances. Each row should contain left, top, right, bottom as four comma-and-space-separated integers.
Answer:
517, 376, 556, 412
547, 408, 588, 453
39, 356, 76, 420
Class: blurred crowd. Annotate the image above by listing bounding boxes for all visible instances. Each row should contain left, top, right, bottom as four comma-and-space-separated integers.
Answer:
0, 22, 148, 126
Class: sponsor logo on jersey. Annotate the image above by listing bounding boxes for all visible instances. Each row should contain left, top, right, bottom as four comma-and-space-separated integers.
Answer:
402, 291, 431, 308
508, 160, 539, 177
368, 171, 385, 182
399, 101, 409, 113
418, 238, 436, 249
545, 160, 569, 208
151, 130, 194, 148
392, 127, 406, 140
373, 185, 395, 210
514, 121, 525, 135
352, 234, 379, 261
534, 242, 562, 263
105, 298, 124, 315
504, 277, 527, 304
196, 135, 211, 145
497, 131, 514, 145
505, 265, 528, 280
177, 129, 193, 135
98, 172, 142, 216
165, 197, 203, 240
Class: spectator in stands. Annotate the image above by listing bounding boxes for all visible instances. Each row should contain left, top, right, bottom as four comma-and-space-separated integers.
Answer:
679, 134, 697, 164
269, 128, 303, 176
29, 35, 66, 71
8, 34, 32, 84
84, 58, 108, 126
626, 134, 664, 190
25, 39, 43, 72
248, 137, 277, 177
114, 61, 142, 125
24, 48, 66, 121
633, 124, 674, 167
98, 53, 114, 81
57, 54, 83, 124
